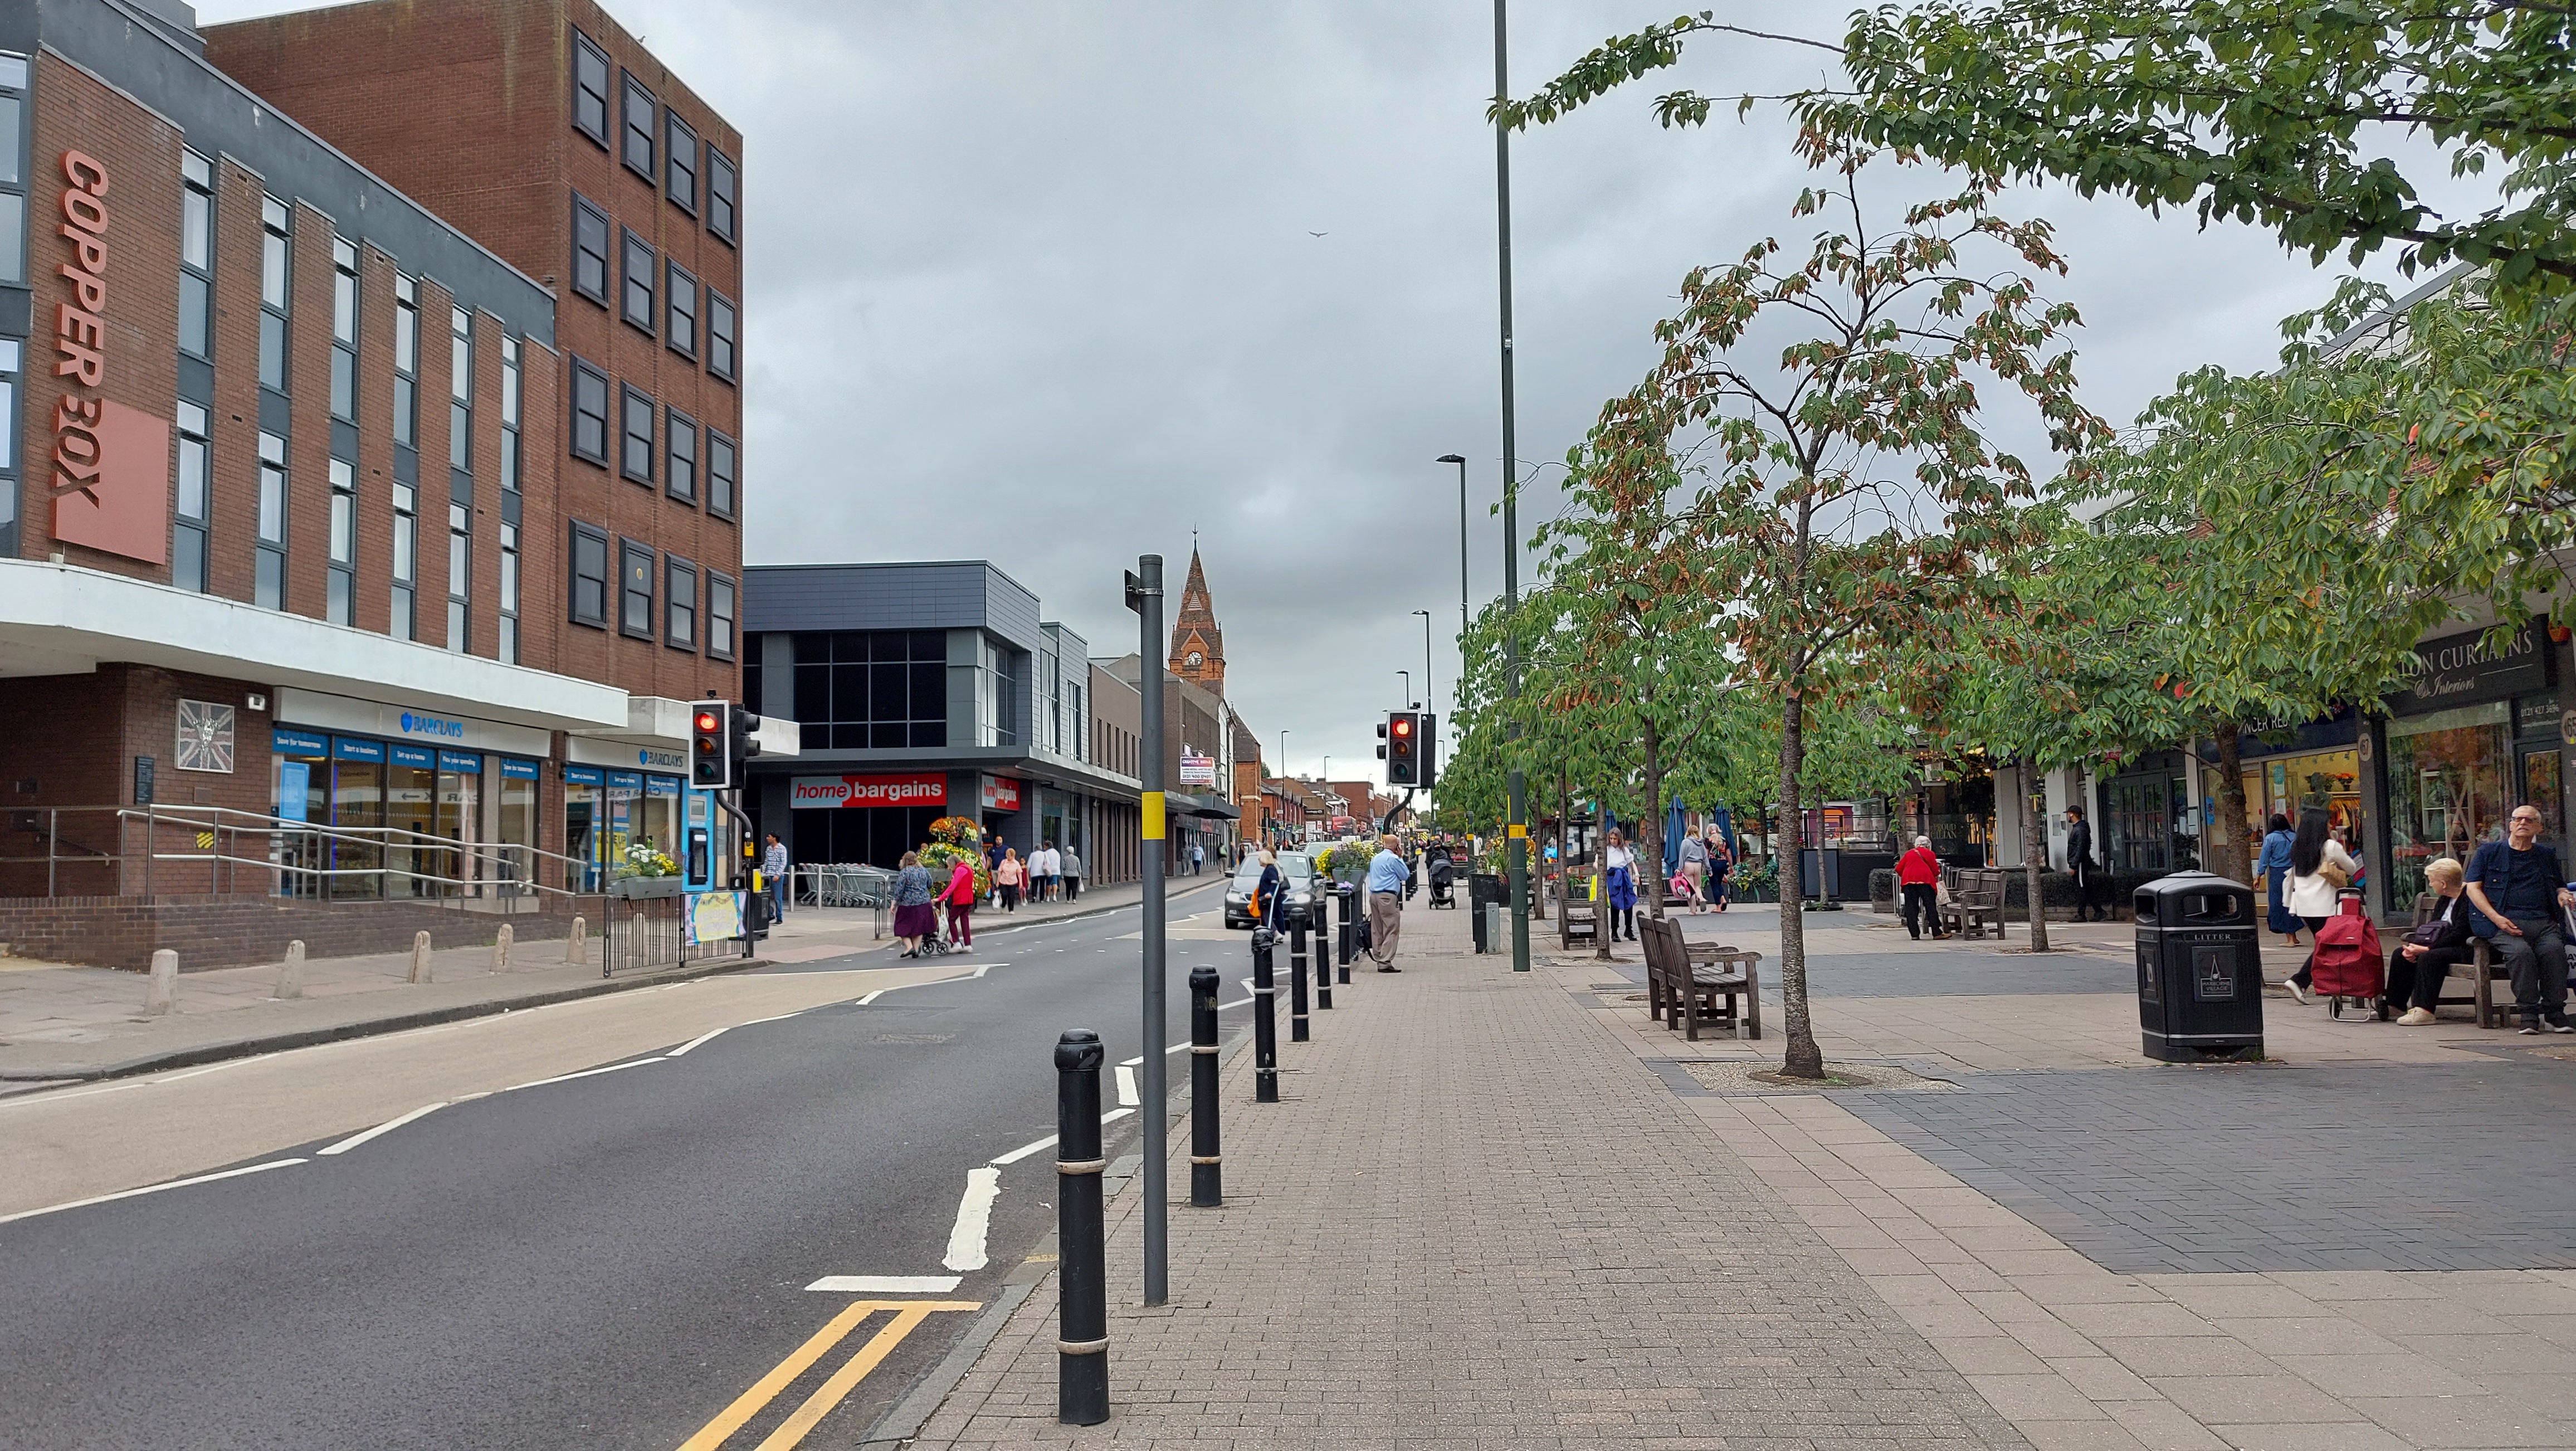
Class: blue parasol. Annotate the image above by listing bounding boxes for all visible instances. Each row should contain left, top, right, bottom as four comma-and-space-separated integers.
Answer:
1665, 796, 1689, 875
1712, 805, 1738, 859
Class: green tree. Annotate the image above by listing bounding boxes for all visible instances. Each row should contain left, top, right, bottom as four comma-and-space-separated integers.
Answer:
1560, 157, 2105, 1077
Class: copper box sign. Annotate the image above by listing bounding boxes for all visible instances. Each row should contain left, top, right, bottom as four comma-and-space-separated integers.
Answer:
50, 150, 169, 564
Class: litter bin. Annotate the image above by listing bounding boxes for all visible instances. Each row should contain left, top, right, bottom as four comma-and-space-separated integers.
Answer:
2134, 870, 2264, 1063
1470, 872, 1505, 953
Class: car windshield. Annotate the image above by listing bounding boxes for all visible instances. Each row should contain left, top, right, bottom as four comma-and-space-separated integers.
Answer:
1233, 856, 1315, 883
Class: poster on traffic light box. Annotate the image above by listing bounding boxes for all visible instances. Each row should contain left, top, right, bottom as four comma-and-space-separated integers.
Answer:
686, 890, 746, 945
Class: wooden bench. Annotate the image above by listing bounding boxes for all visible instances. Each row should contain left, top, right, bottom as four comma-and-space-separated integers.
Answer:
1641, 916, 1762, 1040
2408, 892, 2512, 1029
1939, 868, 2007, 941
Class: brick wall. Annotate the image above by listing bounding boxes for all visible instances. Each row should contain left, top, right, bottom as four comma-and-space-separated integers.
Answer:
0, 893, 589, 971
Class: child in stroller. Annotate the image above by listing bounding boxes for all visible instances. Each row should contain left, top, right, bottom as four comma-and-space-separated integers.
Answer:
1427, 846, 1457, 908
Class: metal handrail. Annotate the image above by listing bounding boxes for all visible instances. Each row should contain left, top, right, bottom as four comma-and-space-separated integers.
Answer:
1, 802, 604, 902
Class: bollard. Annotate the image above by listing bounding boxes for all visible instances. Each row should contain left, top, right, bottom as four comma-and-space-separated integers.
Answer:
1316, 905, 1334, 1011
1251, 927, 1280, 1103
566, 914, 587, 965
144, 948, 178, 1016
408, 929, 433, 984
1337, 884, 1353, 985
491, 923, 514, 974
1055, 1029, 1110, 1425
275, 939, 306, 1000
1188, 966, 1221, 1206
1288, 920, 1310, 1043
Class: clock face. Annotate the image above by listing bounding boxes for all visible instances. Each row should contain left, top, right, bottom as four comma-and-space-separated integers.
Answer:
1185, 651, 1204, 668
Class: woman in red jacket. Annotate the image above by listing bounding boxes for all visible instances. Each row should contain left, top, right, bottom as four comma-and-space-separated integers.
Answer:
1897, 836, 1946, 940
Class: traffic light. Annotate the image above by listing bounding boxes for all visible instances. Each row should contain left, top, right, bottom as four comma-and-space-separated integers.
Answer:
1385, 710, 1420, 786
1419, 713, 1439, 790
691, 702, 731, 788
729, 707, 764, 781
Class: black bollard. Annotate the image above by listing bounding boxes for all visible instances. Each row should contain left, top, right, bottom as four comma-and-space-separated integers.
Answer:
1337, 884, 1355, 977
1188, 966, 1221, 1206
1316, 901, 1334, 1010
1055, 1030, 1109, 1425
1289, 920, 1311, 1043
1251, 927, 1279, 1103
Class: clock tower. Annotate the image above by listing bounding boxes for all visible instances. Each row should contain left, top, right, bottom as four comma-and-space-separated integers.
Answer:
1167, 547, 1226, 690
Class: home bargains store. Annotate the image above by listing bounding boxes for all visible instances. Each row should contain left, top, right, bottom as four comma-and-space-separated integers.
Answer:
788, 771, 1023, 865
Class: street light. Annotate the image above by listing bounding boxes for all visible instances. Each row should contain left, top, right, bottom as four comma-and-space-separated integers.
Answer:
1490, 0, 1531, 972
1438, 455, 1469, 650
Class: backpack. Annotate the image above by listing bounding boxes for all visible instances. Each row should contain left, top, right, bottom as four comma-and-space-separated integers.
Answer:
2309, 896, 2384, 1001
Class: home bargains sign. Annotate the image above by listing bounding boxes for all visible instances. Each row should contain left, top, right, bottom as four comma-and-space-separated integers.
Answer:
791, 773, 947, 809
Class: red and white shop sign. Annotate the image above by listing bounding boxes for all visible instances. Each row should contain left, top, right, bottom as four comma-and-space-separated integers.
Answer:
791, 773, 947, 809
50, 150, 168, 564
979, 775, 1023, 812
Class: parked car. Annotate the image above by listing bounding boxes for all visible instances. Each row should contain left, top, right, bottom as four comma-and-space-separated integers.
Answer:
1224, 853, 1321, 929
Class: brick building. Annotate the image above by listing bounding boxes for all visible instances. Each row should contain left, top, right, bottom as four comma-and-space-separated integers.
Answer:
0, 0, 782, 966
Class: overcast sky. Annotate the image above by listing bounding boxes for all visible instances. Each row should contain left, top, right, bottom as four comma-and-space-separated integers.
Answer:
202, 0, 2496, 791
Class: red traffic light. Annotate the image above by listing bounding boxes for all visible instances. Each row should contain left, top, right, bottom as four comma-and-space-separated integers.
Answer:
694, 710, 720, 733
1393, 718, 1412, 737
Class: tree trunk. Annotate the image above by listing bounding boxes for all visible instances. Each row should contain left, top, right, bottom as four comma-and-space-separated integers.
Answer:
2022, 759, 2052, 952
2212, 723, 2251, 885
1776, 692, 1824, 1078
1641, 701, 1666, 921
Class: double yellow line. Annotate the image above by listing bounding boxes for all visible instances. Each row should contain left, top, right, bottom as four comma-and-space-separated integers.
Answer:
677, 1299, 980, 1451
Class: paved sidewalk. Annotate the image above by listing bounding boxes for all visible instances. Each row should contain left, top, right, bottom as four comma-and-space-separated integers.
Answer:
0, 875, 1209, 1084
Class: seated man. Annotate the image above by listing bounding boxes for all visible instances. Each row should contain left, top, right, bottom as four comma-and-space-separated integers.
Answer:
2383, 856, 2472, 1025
2463, 806, 2576, 1034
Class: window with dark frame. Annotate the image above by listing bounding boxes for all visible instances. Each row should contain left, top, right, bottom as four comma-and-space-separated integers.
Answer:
792, 630, 952, 750
666, 408, 696, 502
621, 385, 655, 483
666, 261, 696, 358
665, 556, 696, 650
255, 431, 287, 609
330, 237, 358, 422
172, 397, 209, 592
328, 457, 355, 625
621, 72, 655, 181
707, 289, 736, 381
179, 150, 214, 359
391, 475, 417, 640
572, 194, 609, 305
706, 145, 738, 245
572, 30, 611, 147
619, 539, 655, 638
500, 335, 522, 494
666, 110, 698, 213
258, 197, 291, 393
707, 572, 736, 660
393, 272, 419, 446
707, 429, 737, 520
569, 522, 608, 627
0, 57, 27, 291
621, 228, 654, 332
446, 501, 471, 652
569, 358, 609, 464
448, 306, 472, 471
499, 520, 521, 663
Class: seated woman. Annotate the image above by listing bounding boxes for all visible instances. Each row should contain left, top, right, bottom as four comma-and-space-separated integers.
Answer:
2383, 856, 2472, 1025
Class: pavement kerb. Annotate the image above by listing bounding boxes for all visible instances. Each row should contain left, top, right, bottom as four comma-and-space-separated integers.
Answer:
0, 953, 773, 1083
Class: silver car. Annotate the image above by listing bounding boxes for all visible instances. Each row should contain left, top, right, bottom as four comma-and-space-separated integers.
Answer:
1224, 853, 1320, 929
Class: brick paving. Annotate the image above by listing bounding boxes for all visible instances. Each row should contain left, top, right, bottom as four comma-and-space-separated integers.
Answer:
914, 897, 2029, 1449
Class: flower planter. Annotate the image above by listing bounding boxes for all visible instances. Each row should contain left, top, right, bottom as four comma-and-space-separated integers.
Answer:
611, 875, 686, 900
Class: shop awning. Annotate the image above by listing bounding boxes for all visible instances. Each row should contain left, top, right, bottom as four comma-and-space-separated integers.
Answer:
1167, 791, 1239, 821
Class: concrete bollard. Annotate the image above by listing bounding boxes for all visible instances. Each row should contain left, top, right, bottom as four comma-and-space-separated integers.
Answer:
491, 923, 514, 974
144, 948, 178, 1016
275, 940, 306, 1000
1055, 1029, 1110, 1425
408, 929, 433, 984
565, 914, 587, 964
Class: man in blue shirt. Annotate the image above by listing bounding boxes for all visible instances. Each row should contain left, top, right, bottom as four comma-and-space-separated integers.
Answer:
2463, 804, 2576, 1033
1365, 833, 1409, 972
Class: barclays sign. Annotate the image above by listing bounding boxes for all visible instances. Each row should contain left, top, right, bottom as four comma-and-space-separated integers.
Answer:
398, 712, 468, 739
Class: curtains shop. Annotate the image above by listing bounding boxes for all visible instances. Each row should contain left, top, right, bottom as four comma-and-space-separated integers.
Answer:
2379, 621, 2568, 909
267, 690, 550, 899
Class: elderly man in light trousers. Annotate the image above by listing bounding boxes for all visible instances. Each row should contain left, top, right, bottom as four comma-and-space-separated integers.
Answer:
1365, 832, 1408, 972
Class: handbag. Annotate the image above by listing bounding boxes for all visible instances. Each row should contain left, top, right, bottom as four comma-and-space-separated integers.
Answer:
2320, 859, 2351, 889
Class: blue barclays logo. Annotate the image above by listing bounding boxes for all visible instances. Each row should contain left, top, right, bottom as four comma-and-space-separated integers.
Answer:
638, 747, 685, 770
398, 712, 467, 739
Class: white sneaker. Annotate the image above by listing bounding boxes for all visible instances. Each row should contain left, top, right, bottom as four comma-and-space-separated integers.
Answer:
2397, 1007, 2436, 1026
2284, 980, 2309, 1005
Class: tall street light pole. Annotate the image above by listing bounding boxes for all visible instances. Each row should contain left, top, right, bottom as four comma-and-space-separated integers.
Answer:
1122, 556, 1169, 1303
1438, 454, 1468, 647
1491, 0, 1530, 972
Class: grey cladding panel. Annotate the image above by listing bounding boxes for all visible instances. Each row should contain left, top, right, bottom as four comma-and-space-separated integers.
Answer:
745, 563, 1001, 634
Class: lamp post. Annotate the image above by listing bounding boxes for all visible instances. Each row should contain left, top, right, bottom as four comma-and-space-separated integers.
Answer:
1276, 729, 1289, 847
1438, 455, 1468, 647
1490, 0, 1530, 973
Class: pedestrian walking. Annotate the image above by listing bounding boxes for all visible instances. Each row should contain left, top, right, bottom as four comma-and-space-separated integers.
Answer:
944, 855, 977, 949
1709, 836, 1731, 912
1603, 830, 1638, 941
1898, 835, 1945, 939
1191, 841, 1205, 877
1678, 832, 1709, 915
892, 851, 937, 958
1253, 849, 1285, 931
994, 849, 1025, 912
1364, 832, 1408, 971
1041, 841, 1062, 902
762, 834, 789, 921
2463, 803, 2576, 1034
2282, 807, 2358, 1004
2065, 805, 2103, 922
1061, 846, 1084, 901
2255, 812, 2302, 947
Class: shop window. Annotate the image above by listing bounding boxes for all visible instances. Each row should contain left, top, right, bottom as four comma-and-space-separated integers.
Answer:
619, 539, 655, 639
792, 630, 949, 751
2387, 701, 2515, 908
569, 521, 609, 627
572, 30, 611, 147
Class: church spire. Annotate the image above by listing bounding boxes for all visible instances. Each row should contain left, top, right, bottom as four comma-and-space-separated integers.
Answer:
1167, 546, 1224, 689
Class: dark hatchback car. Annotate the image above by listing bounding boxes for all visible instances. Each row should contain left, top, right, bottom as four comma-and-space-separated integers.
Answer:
1223, 853, 1320, 929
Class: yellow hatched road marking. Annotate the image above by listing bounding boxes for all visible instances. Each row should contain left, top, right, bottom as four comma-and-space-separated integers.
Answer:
676, 1299, 982, 1451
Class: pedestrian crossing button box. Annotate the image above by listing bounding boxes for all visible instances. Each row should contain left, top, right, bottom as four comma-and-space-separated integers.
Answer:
2134, 870, 2264, 1063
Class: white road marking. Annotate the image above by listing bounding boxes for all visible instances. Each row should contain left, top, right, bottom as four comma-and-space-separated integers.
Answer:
1115, 1066, 1139, 1107
990, 1133, 1056, 1166
1219, 996, 1253, 1010
0, 1158, 307, 1226
666, 1011, 803, 1057
804, 1274, 965, 1293
318, 1101, 447, 1156
1100, 1107, 1135, 1124
941, 1166, 1003, 1272
854, 990, 886, 1006
1118, 1055, 1144, 1068
501, 1056, 664, 1092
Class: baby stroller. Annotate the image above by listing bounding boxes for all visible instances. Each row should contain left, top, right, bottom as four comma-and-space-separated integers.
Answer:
1427, 849, 1456, 909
